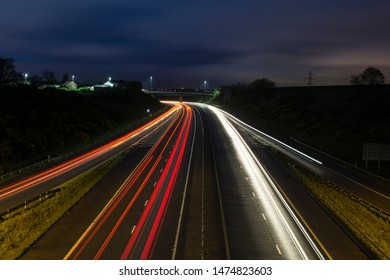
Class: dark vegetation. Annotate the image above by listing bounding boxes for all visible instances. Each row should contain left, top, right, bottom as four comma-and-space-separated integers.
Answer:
0, 85, 164, 173
213, 84, 390, 177
350, 67, 385, 85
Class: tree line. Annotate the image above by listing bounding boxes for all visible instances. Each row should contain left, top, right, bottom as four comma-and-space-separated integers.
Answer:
0, 57, 144, 90
0, 57, 76, 86
350, 67, 385, 85
1, 56, 386, 87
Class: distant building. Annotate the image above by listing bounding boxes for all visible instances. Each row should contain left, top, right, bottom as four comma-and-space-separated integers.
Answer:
93, 77, 117, 91
38, 84, 60, 90
62, 81, 78, 91
102, 80, 115, 87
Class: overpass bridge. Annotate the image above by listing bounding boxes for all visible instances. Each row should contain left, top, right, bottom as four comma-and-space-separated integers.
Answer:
143, 90, 213, 101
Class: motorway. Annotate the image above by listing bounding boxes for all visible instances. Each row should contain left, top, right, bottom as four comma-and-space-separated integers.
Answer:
3, 102, 386, 259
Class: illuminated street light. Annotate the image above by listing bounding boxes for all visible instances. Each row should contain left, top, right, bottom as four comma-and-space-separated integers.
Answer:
203, 80, 208, 91
72, 75, 75, 82
24, 73, 28, 84
150, 76, 153, 90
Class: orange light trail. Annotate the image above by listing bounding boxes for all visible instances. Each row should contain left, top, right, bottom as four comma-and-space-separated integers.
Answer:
140, 105, 192, 259
91, 107, 187, 259
0, 105, 180, 201
64, 103, 190, 260
120, 104, 192, 259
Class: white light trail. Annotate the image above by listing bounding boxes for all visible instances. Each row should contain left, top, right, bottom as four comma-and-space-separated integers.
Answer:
218, 109, 322, 165
209, 105, 325, 260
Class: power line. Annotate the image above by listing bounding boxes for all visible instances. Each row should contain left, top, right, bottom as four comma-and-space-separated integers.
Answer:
306, 71, 315, 86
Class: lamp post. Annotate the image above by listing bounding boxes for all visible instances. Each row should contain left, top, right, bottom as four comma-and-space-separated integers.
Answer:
150, 76, 153, 90
72, 75, 75, 82
24, 73, 28, 84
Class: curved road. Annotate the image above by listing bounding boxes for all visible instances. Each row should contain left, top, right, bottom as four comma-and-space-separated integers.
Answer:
10, 102, 379, 259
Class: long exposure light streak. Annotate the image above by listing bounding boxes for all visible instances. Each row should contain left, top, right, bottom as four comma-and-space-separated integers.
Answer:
171, 105, 198, 260
64, 153, 155, 260
64, 104, 193, 260
215, 107, 322, 165
140, 106, 192, 259
93, 107, 188, 259
209, 105, 325, 260
0, 105, 180, 202
64, 104, 186, 259
121, 105, 192, 259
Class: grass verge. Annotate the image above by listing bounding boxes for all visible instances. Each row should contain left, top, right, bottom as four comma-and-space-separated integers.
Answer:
288, 163, 390, 259
0, 157, 119, 260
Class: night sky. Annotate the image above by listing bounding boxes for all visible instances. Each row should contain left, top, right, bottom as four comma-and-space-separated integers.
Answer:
2, 0, 390, 88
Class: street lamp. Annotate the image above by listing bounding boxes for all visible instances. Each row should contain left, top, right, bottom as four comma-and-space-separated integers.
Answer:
24, 73, 28, 84
150, 76, 153, 90
72, 75, 75, 82
204, 80, 208, 91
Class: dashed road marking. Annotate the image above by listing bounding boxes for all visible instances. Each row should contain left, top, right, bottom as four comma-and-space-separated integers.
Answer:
131, 225, 136, 235
276, 244, 282, 255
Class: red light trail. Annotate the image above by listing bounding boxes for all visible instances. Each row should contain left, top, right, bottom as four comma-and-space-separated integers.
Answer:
0, 105, 180, 203
121, 105, 192, 259
63, 103, 193, 260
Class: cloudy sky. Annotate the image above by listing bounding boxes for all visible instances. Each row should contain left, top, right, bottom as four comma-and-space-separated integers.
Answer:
2, 0, 390, 87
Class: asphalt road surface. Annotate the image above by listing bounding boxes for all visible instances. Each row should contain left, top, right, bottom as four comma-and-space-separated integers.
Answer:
11, 102, 382, 259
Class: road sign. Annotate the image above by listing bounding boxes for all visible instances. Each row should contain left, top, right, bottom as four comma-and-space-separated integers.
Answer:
363, 143, 390, 171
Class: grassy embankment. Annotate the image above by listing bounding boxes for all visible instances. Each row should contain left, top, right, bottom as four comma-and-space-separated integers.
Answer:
0, 157, 119, 260
288, 163, 390, 259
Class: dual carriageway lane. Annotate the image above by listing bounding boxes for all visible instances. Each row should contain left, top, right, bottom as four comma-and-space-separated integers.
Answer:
65, 103, 193, 259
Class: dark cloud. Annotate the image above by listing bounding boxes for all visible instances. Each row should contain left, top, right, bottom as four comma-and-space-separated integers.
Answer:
131, 45, 240, 67
1, 0, 390, 86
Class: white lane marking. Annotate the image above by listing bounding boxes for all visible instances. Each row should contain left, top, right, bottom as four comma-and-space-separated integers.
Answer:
262, 213, 267, 220
252, 192, 256, 197
276, 244, 282, 255
131, 225, 136, 235
153, 181, 157, 187
144, 200, 148, 207
172, 104, 197, 260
